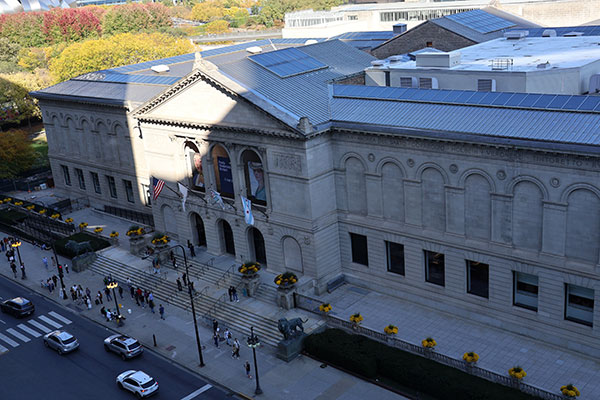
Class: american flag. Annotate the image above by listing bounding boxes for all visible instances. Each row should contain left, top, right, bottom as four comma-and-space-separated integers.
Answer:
152, 177, 165, 200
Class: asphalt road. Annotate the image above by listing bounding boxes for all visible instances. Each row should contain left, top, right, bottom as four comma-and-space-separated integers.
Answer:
0, 275, 233, 400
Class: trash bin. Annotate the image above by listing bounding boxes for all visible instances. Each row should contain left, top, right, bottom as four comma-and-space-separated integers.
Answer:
242, 287, 248, 297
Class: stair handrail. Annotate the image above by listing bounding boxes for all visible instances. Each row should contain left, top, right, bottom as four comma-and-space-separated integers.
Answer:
215, 263, 237, 288
204, 292, 228, 319
185, 285, 210, 311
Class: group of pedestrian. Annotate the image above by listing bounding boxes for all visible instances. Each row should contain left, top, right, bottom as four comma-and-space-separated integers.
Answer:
125, 278, 165, 319
69, 284, 93, 309
228, 286, 239, 302
3, 237, 26, 280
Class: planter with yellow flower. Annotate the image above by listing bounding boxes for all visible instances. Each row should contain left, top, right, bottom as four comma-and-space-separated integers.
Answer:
50, 213, 60, 219
65, 218, 74, 224
239, 261, 261, 297
508, 366, 526, 386
319, 303, 332, 314
349, 313, 363, 329
78, 222, 88, 231
463, 352, 479, 369
15, 201, 23, 206
39, 209, 47, 215
94, 227, 104, 234
26, 205, 35, 211
151, 232, 170, 263
275, 271, 298, 309
275, 272, 298, 290
126, 225, 147, 256
560, 384, 580, 398
422, 337, 437, 355
384, 324, 398, 336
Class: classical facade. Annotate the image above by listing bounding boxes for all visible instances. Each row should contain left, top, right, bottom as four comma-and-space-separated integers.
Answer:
33, 38, 600, 357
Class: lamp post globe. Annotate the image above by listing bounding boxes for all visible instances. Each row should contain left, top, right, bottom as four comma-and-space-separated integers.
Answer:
247, 326, 263, 395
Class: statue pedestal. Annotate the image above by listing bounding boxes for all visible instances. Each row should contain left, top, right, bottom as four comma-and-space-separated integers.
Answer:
277, 333, 307, 362
129, 236, 146, 256
242, 274, 260, 297
72, 253, 97, 272
277, 286, 296, 310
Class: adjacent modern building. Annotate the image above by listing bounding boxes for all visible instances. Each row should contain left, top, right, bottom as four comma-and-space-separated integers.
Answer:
32, 36, 600, 358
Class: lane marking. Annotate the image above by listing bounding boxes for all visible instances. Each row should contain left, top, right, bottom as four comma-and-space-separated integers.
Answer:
0, 332, 19, 347
6, 328, 30, 343
39, 315, 62, 329
0, 343, 8, 354
49, 311, 72, 325
28, 320, 52, 333
17, 324, 41, 338
180, 384, 212, 400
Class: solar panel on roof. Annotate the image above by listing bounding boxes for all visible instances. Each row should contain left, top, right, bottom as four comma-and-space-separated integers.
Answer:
532, 94, 556, 108
548, 96, 570, 109
477, 92, 501, 105
249, 47, 327, 78
445, 9, 515, 34
517, 94, 542, 107
562, 96, 585, 110
578, 97, 600, 111
491, 92, 514, 105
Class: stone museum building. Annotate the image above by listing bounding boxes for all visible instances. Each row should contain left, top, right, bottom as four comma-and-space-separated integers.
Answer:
32, 36, 600, 356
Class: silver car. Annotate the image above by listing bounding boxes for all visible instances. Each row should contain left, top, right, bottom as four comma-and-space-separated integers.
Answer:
43, 330, 79, 354
104, 334, 143, 360
116, 370, 159, 398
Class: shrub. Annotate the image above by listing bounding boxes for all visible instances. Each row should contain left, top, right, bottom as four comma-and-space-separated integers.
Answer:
102, 3, 172, 35
0, 12, 45, 47
42, 8, 103, 43
54, 232, 110, 258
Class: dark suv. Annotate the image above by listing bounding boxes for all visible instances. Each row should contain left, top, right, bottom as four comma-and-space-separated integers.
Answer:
104, 334, 143, 360
0, 297, 35, 318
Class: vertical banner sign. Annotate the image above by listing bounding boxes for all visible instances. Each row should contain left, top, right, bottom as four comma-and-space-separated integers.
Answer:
217, 156, 234, 195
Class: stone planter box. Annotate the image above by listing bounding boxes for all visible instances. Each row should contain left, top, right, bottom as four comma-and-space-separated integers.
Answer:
276, 285, 296, 310
129, 235, 146, 256
241, 274, 260, 297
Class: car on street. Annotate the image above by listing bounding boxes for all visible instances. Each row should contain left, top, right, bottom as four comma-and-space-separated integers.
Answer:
104, 334, 143, 360
116, 370, 159, 398
0, 297, 34, 317
43, 330, 80, 354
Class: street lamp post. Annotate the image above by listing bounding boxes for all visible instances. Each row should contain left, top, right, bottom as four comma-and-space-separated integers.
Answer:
11, 240, 22, 265
247, 326, 263, 395
106, 281, 120, 321
153, 244, 204, 367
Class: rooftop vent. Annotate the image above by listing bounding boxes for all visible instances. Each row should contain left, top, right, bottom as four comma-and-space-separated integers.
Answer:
393, 23, 407, 34
542, 29, 556, 37
504, 30, 529, 40
304, 39, 318, 45
415, 51, 461, 68
589, 74, 600, 93
388, 55, 406, 64
490, 58, 513, 70
150, 65, 169, 73
563, 31, 583, 37
537, 61, 551, 69
246, 46, 262, 54
371, 60, 386, 68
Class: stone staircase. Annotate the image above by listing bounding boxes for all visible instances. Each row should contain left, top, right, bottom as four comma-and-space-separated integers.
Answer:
88, 254, 303, 346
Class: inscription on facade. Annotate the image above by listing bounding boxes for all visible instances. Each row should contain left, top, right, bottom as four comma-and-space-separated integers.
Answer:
273, 152, 302, 173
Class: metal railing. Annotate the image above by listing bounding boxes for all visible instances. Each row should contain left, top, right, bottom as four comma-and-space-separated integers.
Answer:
296, 294, 563, 400
215, 263, 237, 288
204, 292, 228, 320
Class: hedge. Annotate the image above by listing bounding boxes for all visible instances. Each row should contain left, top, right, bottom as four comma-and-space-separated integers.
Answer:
54, 232, 110, 258
304, 329, 542, 400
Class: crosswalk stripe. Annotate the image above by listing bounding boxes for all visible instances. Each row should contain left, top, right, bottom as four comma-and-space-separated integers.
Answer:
0, 333, 19, 347
0, 343, 8, 354
39, 315, 62, 329
17, 324, 41, 338
180, 384, 212, 400
49, 311, 72, 325
28, 320, 52, 333
6, 328, 30, 343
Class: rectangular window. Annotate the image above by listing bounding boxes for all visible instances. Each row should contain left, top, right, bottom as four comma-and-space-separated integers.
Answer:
141, 184, 151, 207
513, 272, 538, 311
106, 175, 117, 199
350, 233, 368, 266
565, 284, 594, 327
384, 71, 391, 87
348, 15, 358, 20
424, 250, 445, 286
61, 165, 71, 186
477, 79, 496, 92
400, 77, 415, 88
90, 172, 101, 194
386, 241, 404, 275
466, 260, 489, 298
123, 179, 134, 203
426, 41, 433, 47
75, 168, 85, 190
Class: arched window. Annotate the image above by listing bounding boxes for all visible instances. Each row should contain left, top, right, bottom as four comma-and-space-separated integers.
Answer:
248, 227, 267, 264
219, 220, 235, 255
185, 142, 205, 192
242, 150, 266, 206
212, 145, 234, 198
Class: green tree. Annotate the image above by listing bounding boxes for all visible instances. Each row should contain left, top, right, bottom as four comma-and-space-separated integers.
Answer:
204, 20, 229, 33
0, 37, 21, 73
191, 0, 225, 22
0, 12, 46, 47
103, 3, 172, 35
49, 32, 194, 83
0, 71, 52, 126
0, 129, 37, 178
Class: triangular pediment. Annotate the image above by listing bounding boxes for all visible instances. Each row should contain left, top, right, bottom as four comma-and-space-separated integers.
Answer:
136, 72, 296, 135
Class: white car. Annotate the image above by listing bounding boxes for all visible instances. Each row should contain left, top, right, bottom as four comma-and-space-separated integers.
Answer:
43, 330, 79, 355
116, 370, 159, 398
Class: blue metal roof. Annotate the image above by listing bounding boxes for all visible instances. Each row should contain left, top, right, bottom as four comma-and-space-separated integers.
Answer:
445, 9, 515, 34
249, 47, 327, 78
509, 25, 600, 37
331, 85, 600, 147
331, 31, 397, 50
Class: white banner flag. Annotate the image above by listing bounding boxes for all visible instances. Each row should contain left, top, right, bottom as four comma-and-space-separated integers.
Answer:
178, 182, 188, 212
210, 189, 226, 210
241, 196, 254, 226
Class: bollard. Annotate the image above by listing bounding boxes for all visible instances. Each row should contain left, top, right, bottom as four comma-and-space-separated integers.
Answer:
153, 334, 157, 347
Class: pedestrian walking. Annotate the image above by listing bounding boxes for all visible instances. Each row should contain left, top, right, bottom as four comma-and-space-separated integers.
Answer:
130, 285, 135, 299
140, 292, 145, 308
225, 328, 231, 346
104, 287, 112, 301
188, 240, 196, 258
126, 277, 132, 289
182, 272, 188, 286
189, 280, 195, 295
52, 275, 58, 287
245, 361, 252, 379
0, 240, 4, 252
213, 333, 219, 348
51, 256, 56, 268
172, 258, 177, 270
232, 286, 239, 302
60, 287, 66, 301
228, 286, 233, 302
64, 263, 69, 274
135, 288, 142, 306
233, 339, 241, 359
86, 296, 92, 310
159, 304, 165, 320
97, 291, 103, 304
100, 306, 106, 317
42, 256, 48, 270
20, 263, 26, 279
106, 309, 112, 322
212, 319, 219, 335
86, 287, 91, 299
118, 286, 123, 299
176, 278, 182, 291
149, 299, 155, 313
10, 262, 17, 278
70, 288, 77, 301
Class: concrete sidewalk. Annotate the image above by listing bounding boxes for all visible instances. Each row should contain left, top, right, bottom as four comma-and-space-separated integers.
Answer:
0, 237, 406, 400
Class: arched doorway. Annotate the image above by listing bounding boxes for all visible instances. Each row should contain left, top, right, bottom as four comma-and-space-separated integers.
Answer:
219, 220, 235, 255
248, 227, 266, 265
191, 213, 206, 247
282, 236, 303, 273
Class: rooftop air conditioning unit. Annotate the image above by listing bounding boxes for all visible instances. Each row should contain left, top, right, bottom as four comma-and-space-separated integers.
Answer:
371, 60, 386, 68
151, 65, 169, 73
304, 39, 318, 45
246, 46, 262, 54
504, 30, 529, 40
388, 55, 406, 64
416, 52, 460, 68
542, 29, 556, 37
563, 31, 584, 37
589, 74, 600, 93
